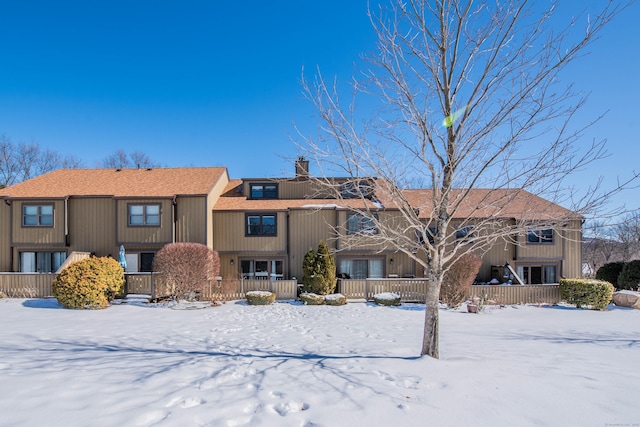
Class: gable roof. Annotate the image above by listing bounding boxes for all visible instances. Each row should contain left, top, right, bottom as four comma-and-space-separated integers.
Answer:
0, 167, 228, 198
401, 188, 579, 221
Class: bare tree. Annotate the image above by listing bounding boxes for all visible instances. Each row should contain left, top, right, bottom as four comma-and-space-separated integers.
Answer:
298, 1, 636, 358
0, 134, 83, 188
613, 211, 640, 262
582, 220, 621, 276
101, 149, 158, 169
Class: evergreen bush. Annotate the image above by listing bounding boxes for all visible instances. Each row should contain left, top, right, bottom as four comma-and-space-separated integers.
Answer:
301, 241, 337, 295
52, 257, 124, 309
559, 278, 614, 310
595, 261, 625, 288
617, 260, 640, 291
246, 291, 276, 305
300, 292, 325, 305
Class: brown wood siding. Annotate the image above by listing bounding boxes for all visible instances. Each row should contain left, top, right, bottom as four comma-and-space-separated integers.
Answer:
116, 199, 173, 245
11, 199, 65, 245
0, 202, 10, 271
68, 197, 118, 257
288, 209, 337, 280
517, 229, 564, 259
213, 211, 287, 253
175, 196, 206, 244
562, 220, 582, 278
207, 171, 229, 248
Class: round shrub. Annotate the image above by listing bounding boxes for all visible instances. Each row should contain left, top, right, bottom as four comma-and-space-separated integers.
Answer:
559, 278, 614, 310
595, 261, 625, 288
246, 291, 276, 305
440, 253, 482, 308
300, 292, 325, 305
373, 292, 401, 306
53, 257, 125, 309
324, 293, 347, 306
617, 260, 640, 291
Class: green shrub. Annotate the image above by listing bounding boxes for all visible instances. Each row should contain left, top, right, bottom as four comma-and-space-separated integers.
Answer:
595, 261, 625, 288
246, 291, 276, 305
617, 260, 640, 291
300, 293, 325, 305
302, 241, 337, 295
559, 278, 614, 310
373, 292, 401, 306
440, 253, 482, 308
324, 293, 347, 306
52, 257, 124, 309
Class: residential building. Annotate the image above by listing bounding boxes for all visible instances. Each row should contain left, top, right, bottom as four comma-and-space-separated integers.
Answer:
0, 162, 582, 284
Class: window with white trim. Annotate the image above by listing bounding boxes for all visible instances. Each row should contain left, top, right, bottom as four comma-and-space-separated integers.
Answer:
20, 251, 66, 272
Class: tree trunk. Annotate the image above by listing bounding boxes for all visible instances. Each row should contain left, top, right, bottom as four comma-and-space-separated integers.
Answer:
421, 274, 442, 358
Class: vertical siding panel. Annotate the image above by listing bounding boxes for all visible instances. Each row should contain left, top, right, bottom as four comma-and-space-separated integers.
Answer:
289, 209, 337, 279
11, 199, 65, 245
0, 202, 10, 271
175, 196, 206, 244
116, 199, 172, 244
69, 198, 117, 257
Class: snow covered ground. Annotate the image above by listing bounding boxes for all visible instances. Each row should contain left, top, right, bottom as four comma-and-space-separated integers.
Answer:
0, 297, 638, 427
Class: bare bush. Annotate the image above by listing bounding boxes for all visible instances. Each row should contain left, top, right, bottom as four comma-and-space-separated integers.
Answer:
440, 253, 482, 308
153, 243, 220, 301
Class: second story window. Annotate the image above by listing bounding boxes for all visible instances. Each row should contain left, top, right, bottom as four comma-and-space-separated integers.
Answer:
527, 228, 553, 244
250, 183, 278, 199
347, 213, 379, 235
455, 226, 474, 241
23, 204, 53, 227
128, 204, 160, 226
246, 213, 277, 236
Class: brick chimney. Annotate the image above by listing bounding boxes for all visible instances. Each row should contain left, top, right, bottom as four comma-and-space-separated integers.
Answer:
295, 156, 309, 178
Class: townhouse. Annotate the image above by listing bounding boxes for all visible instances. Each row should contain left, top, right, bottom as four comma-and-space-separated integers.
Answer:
0, 161, 582, 284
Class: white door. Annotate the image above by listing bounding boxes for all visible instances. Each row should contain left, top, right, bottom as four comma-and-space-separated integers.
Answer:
125, 254, 139, 272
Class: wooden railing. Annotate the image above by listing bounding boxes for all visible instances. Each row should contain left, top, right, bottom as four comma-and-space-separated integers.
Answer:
469, 284, 561, 305
0, 273, 56, 297
0, 272, 560, 305
339, 278, 429, 302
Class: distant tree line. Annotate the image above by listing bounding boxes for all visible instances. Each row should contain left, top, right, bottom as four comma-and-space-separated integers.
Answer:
583, 212, 640, 276
0, 134, 158, 188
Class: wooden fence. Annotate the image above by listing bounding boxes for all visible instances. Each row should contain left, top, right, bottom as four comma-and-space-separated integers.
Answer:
0, 272, 560, 305
0, 273, 57, 297
469, 284, 561, 305
339, 278, 429, 302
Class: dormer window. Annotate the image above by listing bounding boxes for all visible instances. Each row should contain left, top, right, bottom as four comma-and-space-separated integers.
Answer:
249, 183, 278, 199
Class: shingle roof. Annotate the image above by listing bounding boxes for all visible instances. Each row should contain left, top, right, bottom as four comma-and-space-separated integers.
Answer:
401, 188, 578, 221
0, 167, 228, 198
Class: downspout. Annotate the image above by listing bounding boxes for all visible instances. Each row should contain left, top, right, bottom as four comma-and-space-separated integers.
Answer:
6, 198, 14, 271
172, 195, 177, 243
64, 196, 70, 247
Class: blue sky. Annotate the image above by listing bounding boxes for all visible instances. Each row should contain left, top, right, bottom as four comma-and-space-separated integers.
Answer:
0, 1, 638, 212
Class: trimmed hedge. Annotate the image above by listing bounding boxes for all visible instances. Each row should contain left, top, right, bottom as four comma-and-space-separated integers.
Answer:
559, 278, 614, 310
595, 261, 625, 288
246, 291, 276, 305
300, 293, 325, 305
52, 257, 125, 309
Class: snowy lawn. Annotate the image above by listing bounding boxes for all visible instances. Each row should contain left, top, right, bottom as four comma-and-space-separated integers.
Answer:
1, 298, 638, 427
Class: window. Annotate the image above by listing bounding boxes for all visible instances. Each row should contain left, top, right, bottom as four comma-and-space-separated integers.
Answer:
418, 226, 437, 245
347, 213, 378, 235
20, 251, 66, 272
340, 180, 374, 199
527, 228, 553, 244
246, 214, 277, 236
128, 204, 160, 226
22, 204, 53, 227
140, 253, 155, 272
455, 226, 474, 241
240, 259, 284, 279
249, 183, 278, 199
516, 264, 557, 284
338, 258, 384, 279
